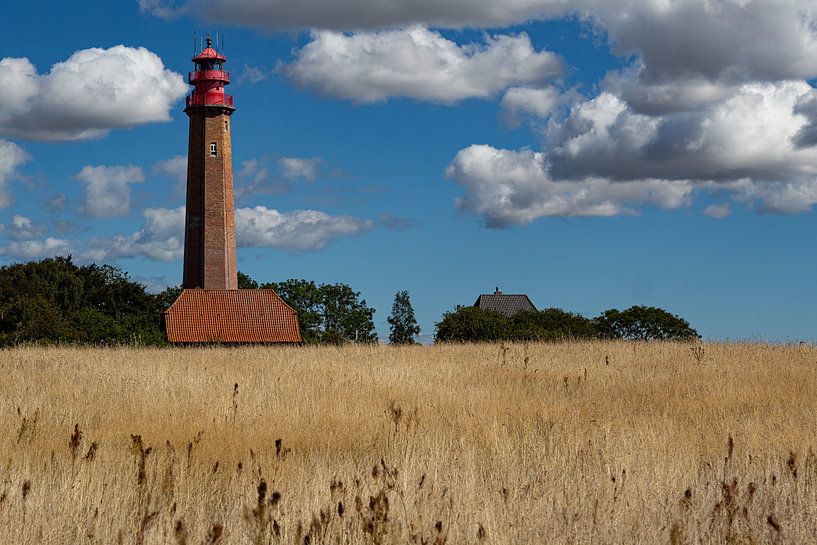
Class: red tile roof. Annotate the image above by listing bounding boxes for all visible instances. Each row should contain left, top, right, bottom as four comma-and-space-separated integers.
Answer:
165, 289, 302, 344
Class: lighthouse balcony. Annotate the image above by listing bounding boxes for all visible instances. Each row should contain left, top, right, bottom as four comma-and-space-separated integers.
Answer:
186, 94, 234, 108
189, 70, 231, 83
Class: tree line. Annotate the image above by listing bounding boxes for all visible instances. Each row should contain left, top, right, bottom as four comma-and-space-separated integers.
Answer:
0, 258, 379, 346
0, 257, 698, 346
434, 306, 699, 342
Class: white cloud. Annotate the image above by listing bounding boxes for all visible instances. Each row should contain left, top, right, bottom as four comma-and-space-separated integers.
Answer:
138, 0, 817, 89
0, 237, 72, 260
82, 204, 373, 261
603, 70, 740, 115
153, 155, 187, 198
47, 193, 69, 212
139, 0, 571, 30
0, 46, 187, 141
6, 215, 46, 241
0, 139, 29, 207
548, 82, 817, 183
236, 206, 374, 250
138, 0, 187, 19
703, 204, 731, 219
500, 86, 563, 127
238, 65, 268, 85
449, 81, 817, 226
592, 1, 817, 88
82, 206, 186, 262
74, 165, 145, 219
727, 179, 817, 215
279, 156, 322, 180
235, 159, 289, 200
446, 145, 694, 227
0, 213, 71, 260
135, 1, 817, 224
283, 27, 562, 103
792, 89, 817, 149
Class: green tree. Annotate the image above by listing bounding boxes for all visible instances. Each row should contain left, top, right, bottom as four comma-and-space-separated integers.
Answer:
435, 307, 511, 343
262, 279, 323, 343
594, 306, 700, 341
318, 282, 377, 344
237, 271, 259, 289
0, 256, 166, 346
510, 308, 598, 341
261, 279, 377, 344
388, 290, 420, 344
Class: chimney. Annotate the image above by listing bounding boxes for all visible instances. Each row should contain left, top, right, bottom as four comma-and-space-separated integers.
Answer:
495, 287, 502, 295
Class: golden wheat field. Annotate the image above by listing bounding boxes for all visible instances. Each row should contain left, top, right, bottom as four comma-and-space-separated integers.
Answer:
0, 342, 816, 544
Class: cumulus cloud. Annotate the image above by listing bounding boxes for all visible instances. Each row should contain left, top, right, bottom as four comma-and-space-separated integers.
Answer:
82, 204, 372, 261
500, 86, 564, 127
236, 206, 373, 251
283, 27, 562, 103
726, 179, 817, 215
449, 81, 817, 226
0, 46, 187, 141
0, 237, 72, 260
138, 0, 188, 19
238, 65, 268, 85
46, 192, 69, 213
139, 0, 817, 86
142, 0, 817, 223
153, 155, 187, 198
378, 213, 419, 231
593, 2, 817, 88
234, 159, 290, 201
703, 204, 732, 219
75, 165, 145, 219
792, 89, 817, 149
446, 145, 694, 226
548, 82, 817, 182
5, 215, 47, 241
0, 210, 72, 261
279, 156, 322, 180
82, 206, 186, 262
0, 140, 29, 207
139, 0, 571, 30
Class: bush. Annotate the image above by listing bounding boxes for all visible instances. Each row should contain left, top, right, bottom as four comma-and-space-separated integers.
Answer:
436, 304, 699, 343
511, 308, 598, 341
0, 257, 166, 346
435, 307, 511, 342
594, 306, 700, 341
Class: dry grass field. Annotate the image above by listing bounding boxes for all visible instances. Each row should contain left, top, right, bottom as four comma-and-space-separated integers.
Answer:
0, 342, 815, 544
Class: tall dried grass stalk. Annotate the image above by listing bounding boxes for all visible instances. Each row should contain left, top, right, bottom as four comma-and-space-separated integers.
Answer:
0, 342, 815, 543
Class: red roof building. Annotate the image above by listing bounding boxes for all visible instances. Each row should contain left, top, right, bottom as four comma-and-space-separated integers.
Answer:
165, 289, 302, 344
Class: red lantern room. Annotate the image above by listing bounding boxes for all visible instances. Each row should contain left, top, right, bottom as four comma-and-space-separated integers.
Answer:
186, 34, 233, 110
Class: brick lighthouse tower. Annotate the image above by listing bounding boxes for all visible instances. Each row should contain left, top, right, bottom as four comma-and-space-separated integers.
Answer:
165, 34, 302, 344
183, 35, 237, 289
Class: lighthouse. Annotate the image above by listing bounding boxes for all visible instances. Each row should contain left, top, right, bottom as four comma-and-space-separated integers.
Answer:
183, 35, 237, 289
165, 35, 302, 344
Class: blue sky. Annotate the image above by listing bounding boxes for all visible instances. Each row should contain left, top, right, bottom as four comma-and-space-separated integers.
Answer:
1, 0, 816, 342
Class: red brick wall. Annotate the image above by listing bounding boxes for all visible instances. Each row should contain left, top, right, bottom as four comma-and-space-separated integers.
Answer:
183, 108, 238, 290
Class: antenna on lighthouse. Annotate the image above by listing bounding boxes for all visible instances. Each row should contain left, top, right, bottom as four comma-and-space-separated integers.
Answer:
193, 31, 197, 55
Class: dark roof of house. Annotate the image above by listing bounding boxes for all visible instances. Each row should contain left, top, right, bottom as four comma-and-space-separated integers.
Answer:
165, 289, 302, 344
474, 294, 537, 316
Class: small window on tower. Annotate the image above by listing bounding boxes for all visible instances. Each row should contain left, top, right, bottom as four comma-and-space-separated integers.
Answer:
224, 121, 228, 132
210, 142, 217, 157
